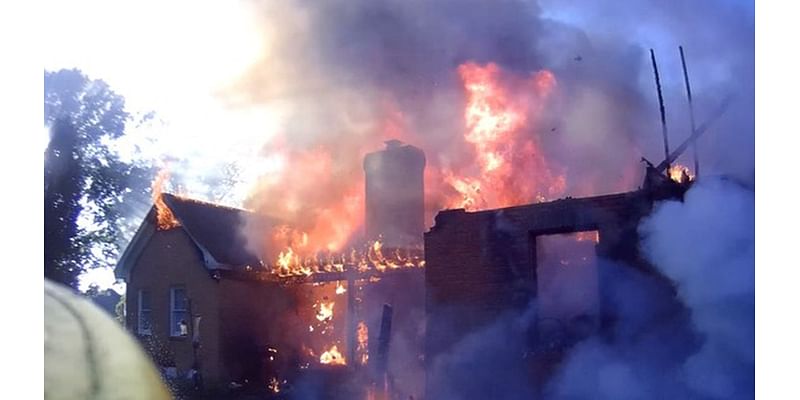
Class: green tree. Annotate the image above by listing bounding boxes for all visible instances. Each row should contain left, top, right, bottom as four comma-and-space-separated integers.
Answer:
44, 69, 153, 288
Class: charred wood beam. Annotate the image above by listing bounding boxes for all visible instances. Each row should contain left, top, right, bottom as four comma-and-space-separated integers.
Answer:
375, 304, 394, 377
347, 275, 357, 369
274, 267, 424, 285
217, 265, 424, 285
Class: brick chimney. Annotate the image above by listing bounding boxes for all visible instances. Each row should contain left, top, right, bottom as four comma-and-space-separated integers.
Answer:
363, 140, 426, 248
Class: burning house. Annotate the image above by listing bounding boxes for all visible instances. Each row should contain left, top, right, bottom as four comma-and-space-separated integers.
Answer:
117, 145, 700, 399
110, 21, 745, 394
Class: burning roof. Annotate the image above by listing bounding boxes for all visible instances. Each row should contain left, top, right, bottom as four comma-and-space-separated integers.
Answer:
160, 194, 270, 268
115, 193, 276, 280
116, 192, 425, 283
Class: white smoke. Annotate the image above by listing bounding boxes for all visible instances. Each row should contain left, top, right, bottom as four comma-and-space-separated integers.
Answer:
639, 177, 755, 398
550, 176, 754, 399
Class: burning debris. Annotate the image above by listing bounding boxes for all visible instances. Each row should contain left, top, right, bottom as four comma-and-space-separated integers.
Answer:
356, 321, 369, 366
270, 235, 425, 280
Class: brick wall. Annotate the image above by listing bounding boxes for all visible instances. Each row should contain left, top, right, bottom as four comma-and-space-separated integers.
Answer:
126, 228, 223, 385
424, 190, 662, 396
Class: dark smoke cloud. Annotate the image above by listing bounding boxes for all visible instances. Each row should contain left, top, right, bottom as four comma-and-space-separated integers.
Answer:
230, 0, 752, 213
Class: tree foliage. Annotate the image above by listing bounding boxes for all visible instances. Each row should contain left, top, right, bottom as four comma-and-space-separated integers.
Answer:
44, 69, 153, 288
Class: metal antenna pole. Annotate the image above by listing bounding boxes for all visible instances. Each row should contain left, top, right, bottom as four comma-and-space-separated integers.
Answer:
679, 46, 700, 177
650, 49, 671, 174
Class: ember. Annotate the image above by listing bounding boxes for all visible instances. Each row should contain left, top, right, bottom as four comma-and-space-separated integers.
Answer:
267, 377, 280, 393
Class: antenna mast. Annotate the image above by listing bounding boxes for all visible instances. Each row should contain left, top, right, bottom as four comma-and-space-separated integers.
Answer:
650, 49, 671, 174
679, 46, 700, 177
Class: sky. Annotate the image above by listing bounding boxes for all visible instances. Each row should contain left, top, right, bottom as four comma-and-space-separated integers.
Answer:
43, 0, 275, 290
42, 0, 754, 291
43, 0, 284, 202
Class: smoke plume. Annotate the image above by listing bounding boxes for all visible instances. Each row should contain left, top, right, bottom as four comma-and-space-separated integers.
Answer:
225, 0, 752, 259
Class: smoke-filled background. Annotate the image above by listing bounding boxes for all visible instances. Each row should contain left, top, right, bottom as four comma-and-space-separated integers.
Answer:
222, 0, 753, 259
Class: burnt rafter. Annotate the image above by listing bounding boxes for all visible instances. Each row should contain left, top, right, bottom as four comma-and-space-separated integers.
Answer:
220, 262, 425, 285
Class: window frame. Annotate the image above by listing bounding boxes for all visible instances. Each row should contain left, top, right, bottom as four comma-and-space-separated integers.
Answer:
137, 289, 152, 336
169, 286, 189, 338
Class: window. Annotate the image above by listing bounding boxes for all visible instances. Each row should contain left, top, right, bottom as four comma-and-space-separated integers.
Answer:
137, 290, 152, 335
170, 286, 189, 337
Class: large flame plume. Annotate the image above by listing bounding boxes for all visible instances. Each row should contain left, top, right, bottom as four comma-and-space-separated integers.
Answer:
443, 62, 565, 210
241, 61, 566, 277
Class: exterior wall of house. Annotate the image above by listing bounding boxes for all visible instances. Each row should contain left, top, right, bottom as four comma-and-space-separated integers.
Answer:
125, 227, 223, 387
423, 191, 659, 397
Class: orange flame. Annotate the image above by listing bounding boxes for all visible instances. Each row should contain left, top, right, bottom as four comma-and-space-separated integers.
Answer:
443, 62, 564, 211
247, 147, 365, 268
151, 169, 180, 230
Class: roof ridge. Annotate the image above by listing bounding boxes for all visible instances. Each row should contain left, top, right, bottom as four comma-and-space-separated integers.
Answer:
161, 193, 253, 214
